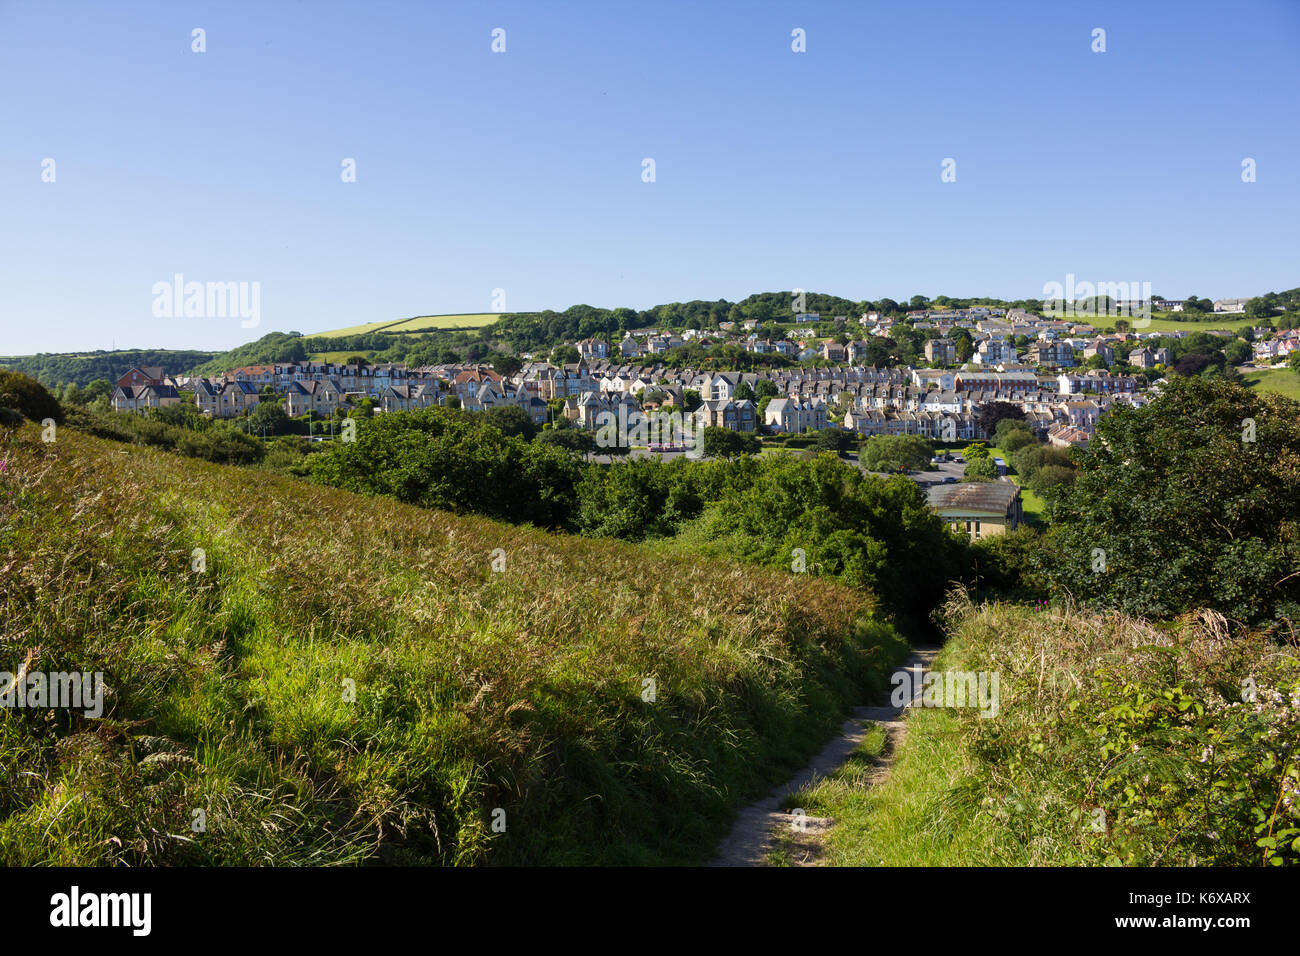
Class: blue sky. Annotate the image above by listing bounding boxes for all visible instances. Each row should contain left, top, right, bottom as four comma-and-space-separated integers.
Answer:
1, 0, 1297, 353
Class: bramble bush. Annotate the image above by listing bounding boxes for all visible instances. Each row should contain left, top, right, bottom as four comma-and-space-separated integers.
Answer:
942, 594, 1299, 866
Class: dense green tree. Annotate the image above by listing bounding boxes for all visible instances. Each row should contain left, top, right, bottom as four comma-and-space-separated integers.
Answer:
860, 434, 933, 472
550, 345, 580, 366
999, 428, 1037, 455
537, 427, 596, 455
1044, 377, 1300, 624
994, 417, 1033, 446
1012, 444, 1074, 484
963, 456, 999, 481
491, 353, 523, 377
1223, 339, 1252, 366
978, 401, 1026, 437
813, 428, 854, 456
702, 426, 760, 459
308, 407, 581, 528
483, 404, 537, 441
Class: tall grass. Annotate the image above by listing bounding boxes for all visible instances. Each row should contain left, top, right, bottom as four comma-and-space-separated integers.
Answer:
0, 423, 905, 864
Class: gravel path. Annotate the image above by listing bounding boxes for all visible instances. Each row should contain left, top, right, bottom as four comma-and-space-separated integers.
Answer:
708, 646, 940, 867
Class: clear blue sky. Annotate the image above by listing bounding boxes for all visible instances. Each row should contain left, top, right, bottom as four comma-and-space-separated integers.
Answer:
2, 0, 1297, 354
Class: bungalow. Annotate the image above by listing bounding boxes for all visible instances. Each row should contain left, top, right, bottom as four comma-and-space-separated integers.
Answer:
926, 482, 1022, 541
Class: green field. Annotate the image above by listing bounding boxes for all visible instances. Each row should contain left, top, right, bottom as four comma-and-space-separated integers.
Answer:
313, 314, 500, 337
307, 351, 369, 363
1093, 311, 1256, 334
1243, 365, 1300, 400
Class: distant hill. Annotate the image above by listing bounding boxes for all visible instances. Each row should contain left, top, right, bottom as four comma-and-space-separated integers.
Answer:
15, 287, 1292, 388
0, 349, 219, 389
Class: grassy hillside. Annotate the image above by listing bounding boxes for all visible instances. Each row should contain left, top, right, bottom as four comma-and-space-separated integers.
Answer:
313, 314, 499, 337
0, 422, 905, 865
780, 595, 1300, 866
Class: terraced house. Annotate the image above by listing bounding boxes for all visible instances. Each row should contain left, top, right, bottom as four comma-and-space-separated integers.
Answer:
697, 398, 756, 432
380, 383, 439, 413
285, 380, 345, 417
765, 397, 829, 433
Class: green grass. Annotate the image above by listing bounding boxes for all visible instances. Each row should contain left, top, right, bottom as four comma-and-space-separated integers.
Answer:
1243, 366, 1300, 401
778, 596, 1300, 867
987, 445, 1046, 524
778, 695, 990, 865
312, 314, 499, 337
0, 421, 905, 865
1016, 485, 1046, 523
1093, 312, 1256, 334
307, 351, 369, 363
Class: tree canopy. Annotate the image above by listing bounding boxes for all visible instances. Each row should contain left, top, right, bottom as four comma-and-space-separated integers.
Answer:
1043, 377, 1300, 625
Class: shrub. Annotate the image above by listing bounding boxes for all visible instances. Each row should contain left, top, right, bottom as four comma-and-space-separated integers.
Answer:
938, 596, 1300, 866
1027, 464, 1075, 496
963, 456, 999, 482
994, 417, 1033, 446
177, 425, 266, 465
0, 370, 63, 425
999, 429, 1037, 455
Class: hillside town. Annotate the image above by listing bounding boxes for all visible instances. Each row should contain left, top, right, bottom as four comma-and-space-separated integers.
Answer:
110, 305, 1295, 452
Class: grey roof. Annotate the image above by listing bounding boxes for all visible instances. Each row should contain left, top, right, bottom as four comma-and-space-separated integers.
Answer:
927, 482, 1020, 515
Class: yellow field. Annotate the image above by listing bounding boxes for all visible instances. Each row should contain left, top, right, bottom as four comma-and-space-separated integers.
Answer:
313, 314, 499, 337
